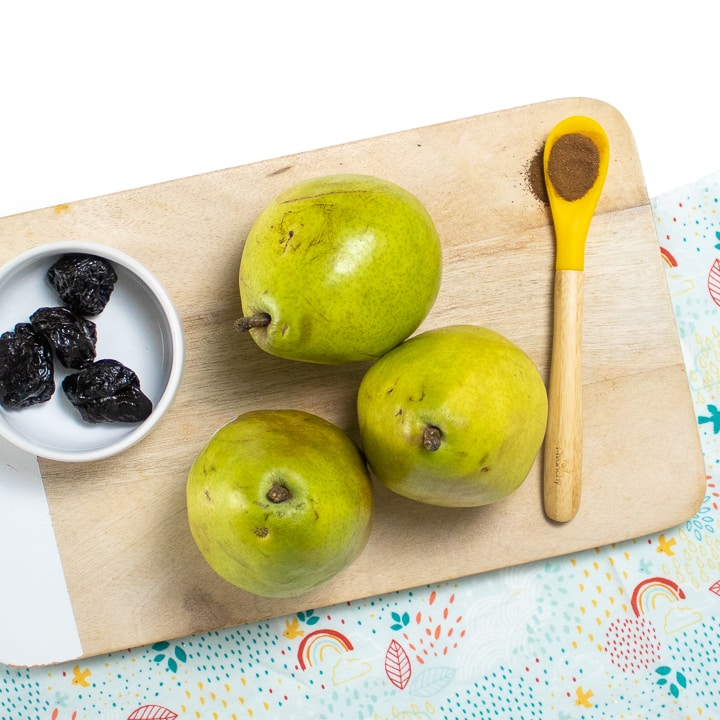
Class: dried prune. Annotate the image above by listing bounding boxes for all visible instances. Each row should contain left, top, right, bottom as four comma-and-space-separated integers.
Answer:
0, 323, 55, 409
30, 306, 97, 369
47, 253, 118, 316
62, 358, 152, 424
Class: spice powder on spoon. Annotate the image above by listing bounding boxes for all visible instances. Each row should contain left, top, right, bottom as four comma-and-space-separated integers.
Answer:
546, 133, 600, 201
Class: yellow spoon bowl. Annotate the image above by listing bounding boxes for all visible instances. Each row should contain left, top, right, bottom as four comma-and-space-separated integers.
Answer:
542, 116, 609, 523
544, 116, 610, 270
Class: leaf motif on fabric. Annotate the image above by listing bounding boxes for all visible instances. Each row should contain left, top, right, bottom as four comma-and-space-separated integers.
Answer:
707, 258, 720, 307
390, 610, 411, 631
409, 665, 456, 696
150, 641, 188, 673
127, 705, 179, 720
385, 639, 412, 690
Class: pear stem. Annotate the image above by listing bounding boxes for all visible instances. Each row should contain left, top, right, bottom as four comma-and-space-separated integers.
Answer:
267, 483, 291, 503
235, 313, 271, 332
422, 425, 443, 451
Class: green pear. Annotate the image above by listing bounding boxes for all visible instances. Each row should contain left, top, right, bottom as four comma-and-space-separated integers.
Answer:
186, 409, 373, 597
357, 325, 548, 507
236, 174, 442, 364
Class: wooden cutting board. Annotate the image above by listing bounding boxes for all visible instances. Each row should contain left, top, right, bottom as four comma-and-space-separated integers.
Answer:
0, 97, 706, 662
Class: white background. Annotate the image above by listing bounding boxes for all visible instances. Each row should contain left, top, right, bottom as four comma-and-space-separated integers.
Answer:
1, 0, 719, 665
1, 0, 719, 220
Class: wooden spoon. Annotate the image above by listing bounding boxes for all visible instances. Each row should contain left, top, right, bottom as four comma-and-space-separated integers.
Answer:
542, 115, 609, 522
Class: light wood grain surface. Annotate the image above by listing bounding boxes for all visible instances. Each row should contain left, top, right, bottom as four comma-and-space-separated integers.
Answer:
543, 269, 585, 522
0, 97, 705, 661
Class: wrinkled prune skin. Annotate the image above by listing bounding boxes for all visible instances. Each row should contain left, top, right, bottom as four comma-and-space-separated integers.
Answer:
30, 306, 97, 369
0, 323, 55, 409
62, 358, 152, 423
47, 253, 118, 316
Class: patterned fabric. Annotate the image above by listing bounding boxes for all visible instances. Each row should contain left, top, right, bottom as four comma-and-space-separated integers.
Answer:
3, 172, 720, 720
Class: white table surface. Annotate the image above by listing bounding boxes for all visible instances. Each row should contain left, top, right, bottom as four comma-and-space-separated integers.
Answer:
1, 0, 719, 666
1, 0, 719, 220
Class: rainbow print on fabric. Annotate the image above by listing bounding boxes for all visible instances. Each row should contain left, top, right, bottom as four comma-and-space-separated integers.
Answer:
660, 246, 678, 268
631, 577, 686, 617
297, 629, 354, 670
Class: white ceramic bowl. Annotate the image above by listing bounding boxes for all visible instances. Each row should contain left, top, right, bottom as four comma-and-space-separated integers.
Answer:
0, 241, 184, 462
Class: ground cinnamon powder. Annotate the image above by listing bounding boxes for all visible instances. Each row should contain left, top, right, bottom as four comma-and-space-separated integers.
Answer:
526, 145, 549, 205
546, 133, 600, 201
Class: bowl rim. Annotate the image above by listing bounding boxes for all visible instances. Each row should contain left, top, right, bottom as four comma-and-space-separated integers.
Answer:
0, 240, 185, 462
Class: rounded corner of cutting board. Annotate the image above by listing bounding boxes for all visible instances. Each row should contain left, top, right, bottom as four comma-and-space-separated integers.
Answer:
687, 456, 711, 523
534, 97, 642, 161
544, 96, 631, 126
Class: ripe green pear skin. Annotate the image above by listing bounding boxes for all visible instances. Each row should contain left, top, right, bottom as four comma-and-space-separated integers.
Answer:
186, 409, 373, 598
357, 325, 548, 508
238, 174, 442, 364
